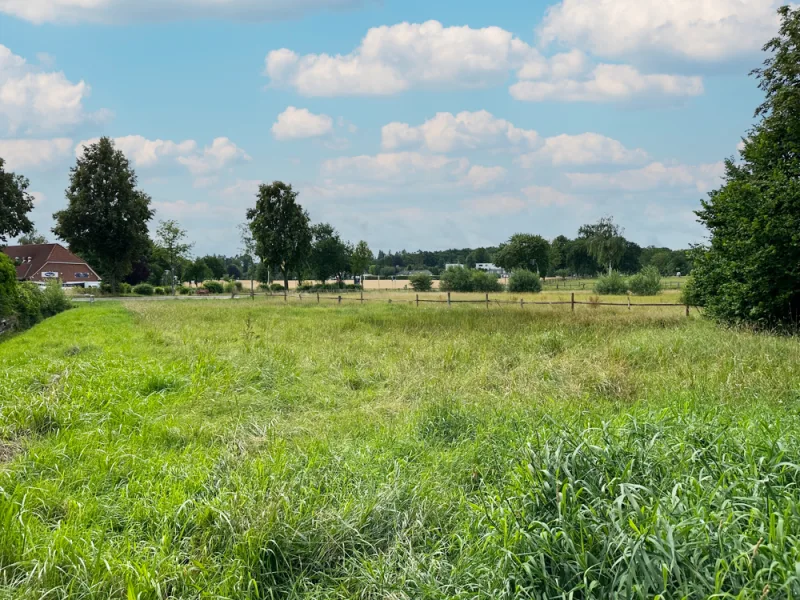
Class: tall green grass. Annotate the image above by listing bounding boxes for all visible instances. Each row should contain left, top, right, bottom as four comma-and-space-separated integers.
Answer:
1, 301, 799, 598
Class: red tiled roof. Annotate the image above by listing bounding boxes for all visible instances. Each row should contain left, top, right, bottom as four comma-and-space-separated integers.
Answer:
2, 244, 101, 282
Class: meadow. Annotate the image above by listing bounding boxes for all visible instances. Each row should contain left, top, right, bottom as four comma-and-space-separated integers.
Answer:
1, 300, 800, 598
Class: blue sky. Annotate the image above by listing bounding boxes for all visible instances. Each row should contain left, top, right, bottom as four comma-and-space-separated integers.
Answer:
0, 0, 778, 255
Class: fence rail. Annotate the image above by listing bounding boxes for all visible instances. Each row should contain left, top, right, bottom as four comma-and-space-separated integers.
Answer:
255, 290, 694, 316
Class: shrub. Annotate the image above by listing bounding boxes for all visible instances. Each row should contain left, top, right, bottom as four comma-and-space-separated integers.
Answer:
154, 287, 166, 295
409, 273, 433, 292
133, 283, 154, 296
627, 266, 662, 296
120, 282, 132, 294
100, 283, 113, 295
40, 281, 71, 317
178, 286, 191, 295
270, 283, 285, 292
439, 266, 473, 292
0, 253, 18, 318
223, 281, 237, 294
508, 269, 542, 293
594, 271, 628, 295
471, 270, 504, 293
16, 282, 43, 329
202, 281, 224, 294
680, 275, 704, 307
235, 281, 243, 292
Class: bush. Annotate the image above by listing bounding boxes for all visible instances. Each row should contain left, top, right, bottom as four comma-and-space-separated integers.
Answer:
154, 287, 166, 295
224, 281, 237, 294
508, 269, 542, 293
235, 281, 243, 292
680, 275, 704, 307
409, 273, 433, 292
40, 281, 71, 317
471, 270, 504, 293
15, 282, 43, 329
270, 283, 285, 292
627, 266, 662, 296
100, 283, 113, 295
133, 283, 154, 296
594, 271, 628, 295
439, 266, 473, 292
0, 253, 18, 318
202, 281, 224, 294
120, 282, 132, 294
178, 286, 191, 295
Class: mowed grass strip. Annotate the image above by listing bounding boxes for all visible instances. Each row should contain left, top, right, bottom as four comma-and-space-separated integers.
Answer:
1, 301, 799, 598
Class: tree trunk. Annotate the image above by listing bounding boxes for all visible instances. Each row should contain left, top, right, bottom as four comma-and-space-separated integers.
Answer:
283, 271, 289, 292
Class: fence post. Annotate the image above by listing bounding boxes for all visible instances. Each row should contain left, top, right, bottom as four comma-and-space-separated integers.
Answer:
317, 292, 320, 304
686, 304, 690, 318
338, 295, 342, 305
627, 295, 631, 310
416, 293, 419, 307
284, 290, 287, 303
447, 292, 451, 308
299, 293, 302, 301
571, 292, 575, 312
360, 291, 364, 304
486, 293, 489, 309
520, 297, 524, 309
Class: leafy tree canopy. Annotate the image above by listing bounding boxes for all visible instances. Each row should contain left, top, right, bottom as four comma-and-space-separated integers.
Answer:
494, 234, 551, 275
693, 6, 800, 326
52, 138, 153, 292
0, 158, 34, 245
246, 181, 312, 291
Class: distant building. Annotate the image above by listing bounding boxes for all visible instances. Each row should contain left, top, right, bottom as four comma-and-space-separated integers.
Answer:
445, 263, 464, 270
2, 243, 101, 288
475, 263, 505, 276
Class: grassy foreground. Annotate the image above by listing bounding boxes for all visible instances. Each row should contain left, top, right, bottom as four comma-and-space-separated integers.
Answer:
1, 301, 800, 599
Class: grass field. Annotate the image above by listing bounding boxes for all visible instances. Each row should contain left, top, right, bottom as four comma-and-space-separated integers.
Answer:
2, 301, 800, 598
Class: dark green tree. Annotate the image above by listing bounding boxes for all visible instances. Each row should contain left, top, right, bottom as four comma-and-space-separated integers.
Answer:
52, 138, 153, 292
619, 241, 643, 274
246, 181, 312, 291
350, 240, 373, 278
200, 255, 226, 279
579, 217, 627, 274
693, 6, 800, 326
309, 223, 351, 283
0, 253, 18, 317
494, 234, 551, 275
0, 158, 35, 245
155, 220, 193, 294
18, 229, 48, 245
185, 257, 213, 284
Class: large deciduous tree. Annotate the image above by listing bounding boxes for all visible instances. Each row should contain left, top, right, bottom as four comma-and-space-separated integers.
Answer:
155, 220, 193, 294
52, 138, 153, 292
692, 6, 800, 326
309, 223, 351, 283
18, 229, 48, 245
494, 234, 551, 275
246, 181, 312, 291
350, 240, 373, 278
0, 158, 35, 245
579, 217, 626, 274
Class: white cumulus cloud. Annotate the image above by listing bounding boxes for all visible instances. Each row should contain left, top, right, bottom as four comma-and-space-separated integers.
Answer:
272, 106, 333, 140
265, 20, 536, 96
382, 110, 539, 152
0, 138, 72, 170
567, 161, 725, 192
75, 135, 197, 167
0, 44, 105, 134
0, 0, 364, 24
322, 151, 470, 183
465, 165, 507, 189
539, 0, 782, 63
516, 132, 649, 167
510, 63, 703, 102
177, 137, 251, 175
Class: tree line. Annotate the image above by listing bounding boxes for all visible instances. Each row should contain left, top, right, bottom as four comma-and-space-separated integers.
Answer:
2, 5, 799, 327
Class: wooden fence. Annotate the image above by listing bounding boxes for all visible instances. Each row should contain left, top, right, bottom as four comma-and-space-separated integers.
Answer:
255, 291, 694, 317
